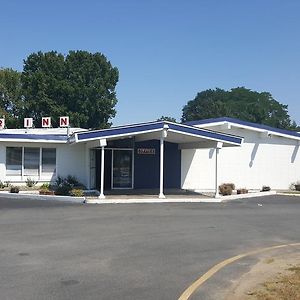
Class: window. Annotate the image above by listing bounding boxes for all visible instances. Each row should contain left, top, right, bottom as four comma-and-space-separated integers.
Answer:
24, 147, 40, 176
6, 147, 56, 177
6, 147, 22, 175
42, 148, 56, 174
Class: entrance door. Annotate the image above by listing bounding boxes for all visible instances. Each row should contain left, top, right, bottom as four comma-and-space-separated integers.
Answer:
112, 149, 133, 189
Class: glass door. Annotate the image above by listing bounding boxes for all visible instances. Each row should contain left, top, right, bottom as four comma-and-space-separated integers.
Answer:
112, 149, 133, 189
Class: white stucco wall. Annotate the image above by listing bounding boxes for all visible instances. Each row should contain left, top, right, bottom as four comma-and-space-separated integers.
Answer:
0, 142, 87, 187
56, 143, 87, 186
181, 126, 300, 190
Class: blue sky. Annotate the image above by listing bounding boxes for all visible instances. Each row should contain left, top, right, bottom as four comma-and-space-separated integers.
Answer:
1, 0, 299, 125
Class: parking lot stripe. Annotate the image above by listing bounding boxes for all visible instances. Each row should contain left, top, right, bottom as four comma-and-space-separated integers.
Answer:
178, 242, 300, 300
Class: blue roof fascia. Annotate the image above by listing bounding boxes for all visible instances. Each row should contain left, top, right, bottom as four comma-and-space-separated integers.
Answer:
77, 122, 163, 141
185, 117, 300, 139
168, 123, 242, 144
0, 133, 68, 141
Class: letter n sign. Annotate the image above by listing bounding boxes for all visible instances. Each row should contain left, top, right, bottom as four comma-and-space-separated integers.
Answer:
24, 118, 33, 128
42, 117, 51, 128
59, 116, 69, 127
0, 118, 5, 129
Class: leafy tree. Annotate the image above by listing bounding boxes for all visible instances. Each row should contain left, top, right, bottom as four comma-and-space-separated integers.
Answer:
0, 68, 23, 128
157, 115, 177, 122
181, 87, 297, 130
22, 50, 119, 128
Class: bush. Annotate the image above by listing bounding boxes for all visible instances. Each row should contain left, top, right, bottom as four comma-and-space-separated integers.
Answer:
69, 188, 84, 197
10, 186, 20, 193
54, 176, 83, 196
290, 182, 300, 191
26, 177, 37, 188
0, 181, 11, 188
219, 183, 234, 196
237, 188, 248, 194
4, 181, 11, 187
225, 183, 235, 190
40, 183, 51, 190
261, 186, 271, 192
66, 175, 80, 186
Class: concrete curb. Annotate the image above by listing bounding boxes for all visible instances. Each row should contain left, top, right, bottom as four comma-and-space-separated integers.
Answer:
85, 191, 277, 204
0, 190, 278, 205
277, 193, 300, 197
220, 190, 277, 201
0, 191, 85, 203
85, 198, 222, 204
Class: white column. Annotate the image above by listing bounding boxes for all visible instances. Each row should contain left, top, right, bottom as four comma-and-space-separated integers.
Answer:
99, 146, 105, 199
85, 145, 90, 189
214, 148, 220, 198
214, 142, 223, 198
159, 137, 165, 199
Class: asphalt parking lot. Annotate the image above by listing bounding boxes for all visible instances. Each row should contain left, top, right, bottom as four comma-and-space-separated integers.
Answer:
0, 195, 299, 300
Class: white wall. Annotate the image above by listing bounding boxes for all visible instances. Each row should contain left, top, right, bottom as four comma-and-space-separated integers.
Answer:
181, 126, 300, 190
56, 143, 87, 186
0, 142, 87, 187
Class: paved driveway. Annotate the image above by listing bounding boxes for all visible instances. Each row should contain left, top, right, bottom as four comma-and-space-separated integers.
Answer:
0, 195, 299, 299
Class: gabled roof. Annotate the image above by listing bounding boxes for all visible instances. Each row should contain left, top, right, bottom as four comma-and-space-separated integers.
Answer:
185, 117, 300, 141
72, 120, 243, 146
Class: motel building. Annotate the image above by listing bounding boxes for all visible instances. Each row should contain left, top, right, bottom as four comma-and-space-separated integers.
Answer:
1, 116, 300, 198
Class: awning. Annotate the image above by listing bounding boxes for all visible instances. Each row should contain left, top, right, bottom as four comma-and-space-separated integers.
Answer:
70, 121, 243, 148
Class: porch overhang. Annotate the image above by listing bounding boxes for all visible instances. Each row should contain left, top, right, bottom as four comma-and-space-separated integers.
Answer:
70, 121, 243, 149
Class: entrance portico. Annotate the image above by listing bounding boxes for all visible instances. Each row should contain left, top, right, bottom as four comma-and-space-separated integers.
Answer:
71, 121, 243, 198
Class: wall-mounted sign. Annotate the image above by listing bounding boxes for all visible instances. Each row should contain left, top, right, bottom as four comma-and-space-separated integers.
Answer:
1, 116, 70, 129
42, 117, 51, 128
137, 148, 156, 155
0, 118, 5, 129
59, 116, 69, 127
24, 118, 33, 128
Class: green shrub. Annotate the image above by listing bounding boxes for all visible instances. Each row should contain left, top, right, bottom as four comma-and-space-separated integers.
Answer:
40, 183, 51, 190
69, 189, 84, 197
66, 175, 80, 186
26, 177, 37, 188
54, 176, 84, 196
10, 186, 20, 193
0, 181, 10, 189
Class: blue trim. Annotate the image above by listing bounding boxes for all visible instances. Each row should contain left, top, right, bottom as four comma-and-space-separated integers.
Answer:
168, 123, 242, 144
0, 133, 67, 141
185, 117, 300, 138
77, 122, 164, 141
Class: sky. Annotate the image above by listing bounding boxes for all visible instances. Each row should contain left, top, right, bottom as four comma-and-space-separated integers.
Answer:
0, 0, 300, 125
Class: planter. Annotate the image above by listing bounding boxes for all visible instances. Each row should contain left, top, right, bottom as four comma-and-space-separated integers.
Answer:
39, 190, 55, 195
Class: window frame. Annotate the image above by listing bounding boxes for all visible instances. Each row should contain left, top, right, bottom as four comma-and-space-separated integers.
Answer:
6, 147, 23, 176
5, 146, 57, 179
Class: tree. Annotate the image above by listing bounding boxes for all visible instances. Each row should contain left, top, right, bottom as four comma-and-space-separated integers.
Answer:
22, 50, 119, 128
0, 68, 23, 128
181, 87, 297, 130
157, 115, 177, 122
